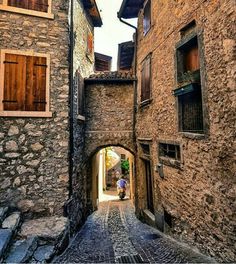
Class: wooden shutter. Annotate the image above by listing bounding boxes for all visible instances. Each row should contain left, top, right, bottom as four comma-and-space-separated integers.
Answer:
141, 65, 145, 102
3, 54, 26, 111
8, 0, 28, 9
184, 45, 199, 72
141, 56, 151, 102
25, 56, 47, 111
87, 32, 93, 55
28, 0, 48, 12
8, 0, 48, 12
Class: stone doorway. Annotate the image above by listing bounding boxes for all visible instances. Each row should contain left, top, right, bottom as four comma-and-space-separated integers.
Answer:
87, 145, 135, 210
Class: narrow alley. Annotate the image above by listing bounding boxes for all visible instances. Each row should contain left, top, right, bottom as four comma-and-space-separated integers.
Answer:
54, 195, 212, 263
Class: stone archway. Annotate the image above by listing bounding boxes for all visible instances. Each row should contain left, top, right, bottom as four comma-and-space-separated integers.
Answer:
86, 144, 135, 211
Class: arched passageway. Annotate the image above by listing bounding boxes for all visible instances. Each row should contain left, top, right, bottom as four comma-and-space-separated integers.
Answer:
87, 145, 135, 210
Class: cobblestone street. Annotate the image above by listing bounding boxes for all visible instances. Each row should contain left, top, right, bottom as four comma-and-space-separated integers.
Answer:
54, 196, 213, 263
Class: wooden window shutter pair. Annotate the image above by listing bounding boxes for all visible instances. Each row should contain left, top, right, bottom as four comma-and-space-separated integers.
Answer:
8, 0, 49, 12
141, 56, 151, 102
3, 54, 47, 112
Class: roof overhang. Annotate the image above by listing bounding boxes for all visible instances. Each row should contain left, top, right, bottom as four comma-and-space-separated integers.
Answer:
82, 0, 102, 27
118, 0, 144, 19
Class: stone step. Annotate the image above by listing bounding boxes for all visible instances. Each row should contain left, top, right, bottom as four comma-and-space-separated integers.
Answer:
2, 212, 21, 233
0, 229, 13, 260
33, 244, 54, 262
0, 207, 9, 225
5, 236, 38, 263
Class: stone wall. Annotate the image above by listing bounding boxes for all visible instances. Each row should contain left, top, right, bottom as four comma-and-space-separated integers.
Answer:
84, 81, 135, 159
83, 79, 135, 213
0, 0, 71, 215
64, 1, 96, 233
135, 0, 235, 261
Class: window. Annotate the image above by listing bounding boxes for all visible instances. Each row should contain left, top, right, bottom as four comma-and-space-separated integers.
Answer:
176, 36, 200, 83
158, 142, 181, 168
178, 85, 203, 133
143, 0, 151, 35
120, 154, 126, 160
141, 55, 151, 103
0, 0, 53, 19
0, 50, 51, 117
140, 143, 150, 156
159, 143, 180, 161
175, 34, 204, 134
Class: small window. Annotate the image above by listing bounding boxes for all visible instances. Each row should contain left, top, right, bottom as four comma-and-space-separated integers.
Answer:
0, 50, 51, 117
8, 0, 49, 12
141, 55, 151, 103
143, 0, 151, 35
120, 154, 126, 160
140, 143, 150, 156
159, 143, 180, 161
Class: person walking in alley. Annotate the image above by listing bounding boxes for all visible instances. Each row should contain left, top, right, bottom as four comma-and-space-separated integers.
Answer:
116, 175, 127, 199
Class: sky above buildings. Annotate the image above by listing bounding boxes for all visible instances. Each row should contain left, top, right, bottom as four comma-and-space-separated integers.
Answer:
95, 0, 137, 71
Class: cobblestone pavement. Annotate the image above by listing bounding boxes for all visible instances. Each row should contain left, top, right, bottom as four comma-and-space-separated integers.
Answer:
54, 199, 214, 263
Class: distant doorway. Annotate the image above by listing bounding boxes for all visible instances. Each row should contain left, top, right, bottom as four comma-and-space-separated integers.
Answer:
144, 159, 154, 214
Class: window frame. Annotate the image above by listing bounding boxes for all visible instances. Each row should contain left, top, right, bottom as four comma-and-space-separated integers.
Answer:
174, 32, 207, 136
0, 49, 52, 117
0, 0, 54, 19
158, 141, 182, 169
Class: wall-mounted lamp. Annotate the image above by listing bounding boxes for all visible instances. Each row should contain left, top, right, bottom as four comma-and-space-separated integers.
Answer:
155, 163, 164, 179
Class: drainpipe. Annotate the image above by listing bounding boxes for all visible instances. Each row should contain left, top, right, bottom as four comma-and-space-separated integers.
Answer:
68, 0, 74, 198
118, 15, 139, 210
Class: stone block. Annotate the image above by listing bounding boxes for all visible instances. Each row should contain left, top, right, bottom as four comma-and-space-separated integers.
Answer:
0, 229, 13, 259
8, 126, 19, 136
5, 141, 18, 152
2, 212, 21, 232
33, 245, 54, 262
0, 207, 8, 225
20, 217, 68, 239
5, 237, 38, 264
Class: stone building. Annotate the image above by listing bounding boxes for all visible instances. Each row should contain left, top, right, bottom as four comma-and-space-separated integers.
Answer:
0, 0, 102, 224
118, 0, 235, 262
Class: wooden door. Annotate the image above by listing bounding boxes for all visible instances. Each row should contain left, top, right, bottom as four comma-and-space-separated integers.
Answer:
145, 160, 154, 213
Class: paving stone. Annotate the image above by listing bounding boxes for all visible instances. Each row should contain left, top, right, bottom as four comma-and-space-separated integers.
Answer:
33, 245, 54, 262
0, 229, 13, 259
2, 212, 21, 231
54, 200, 214, 263
5, 237, 38, 263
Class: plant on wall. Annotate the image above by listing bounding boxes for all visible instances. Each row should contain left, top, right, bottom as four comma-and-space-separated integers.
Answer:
121, 159, 129, 175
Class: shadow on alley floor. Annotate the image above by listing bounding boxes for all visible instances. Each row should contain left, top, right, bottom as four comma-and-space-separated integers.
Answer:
53, 191, 214, 263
